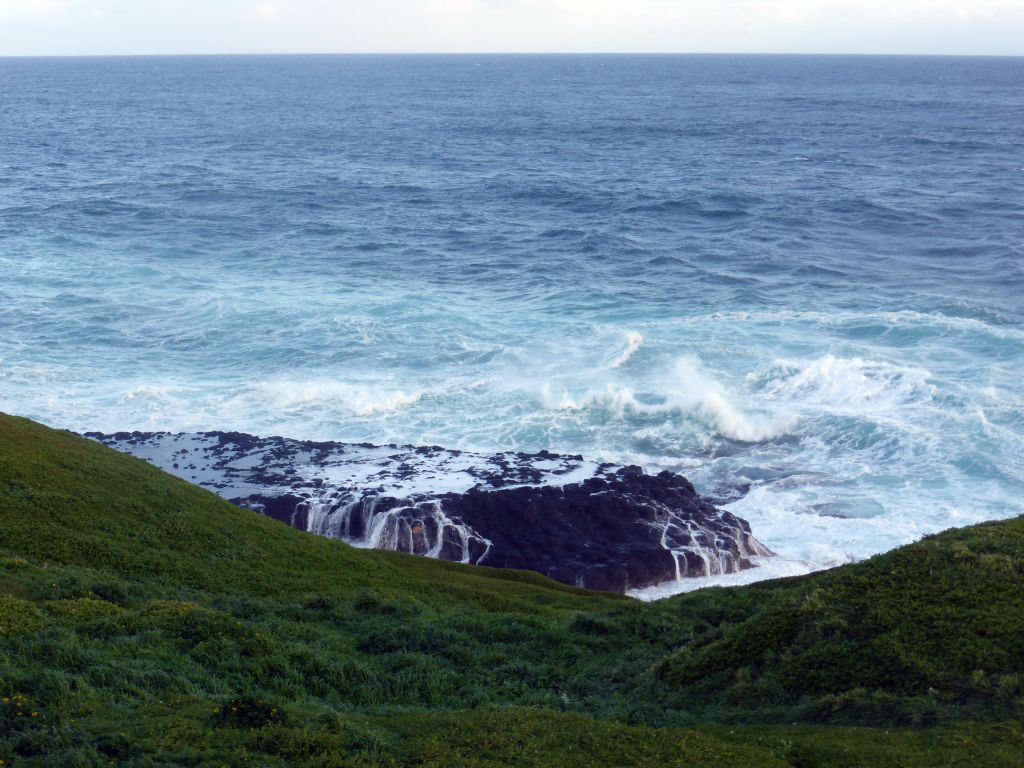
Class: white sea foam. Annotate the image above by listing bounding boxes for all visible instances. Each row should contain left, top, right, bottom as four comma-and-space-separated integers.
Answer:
539, 381, 638, 415
254, 380, 425, 417
3, 59, 1023, 603
5, 303, 1022, 601
118, 384, 186, 402
612, 331, 644, 367
537, 356, 792, 443
753, 355, 935, 414
660, 357, 794, 442
688, 308, 1024, 342
628, 557, 814, 600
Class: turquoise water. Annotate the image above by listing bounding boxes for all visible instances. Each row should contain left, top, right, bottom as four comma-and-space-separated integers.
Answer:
2, 55, 1022, 587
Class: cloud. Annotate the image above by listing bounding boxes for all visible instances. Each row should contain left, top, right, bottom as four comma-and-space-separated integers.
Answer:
0, 0, 66, 13
0, 0, 1021, 55
253, 1, 283, 21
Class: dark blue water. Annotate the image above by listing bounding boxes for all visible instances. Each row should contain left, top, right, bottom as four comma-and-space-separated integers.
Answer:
2, 55, 1023, 590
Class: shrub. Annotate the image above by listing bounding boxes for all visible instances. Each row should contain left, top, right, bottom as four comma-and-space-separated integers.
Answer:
0, 596, 46, 637
44, 598, 124, 625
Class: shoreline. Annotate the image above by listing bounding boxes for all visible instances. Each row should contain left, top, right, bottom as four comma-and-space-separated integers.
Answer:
87, 427, 773, 596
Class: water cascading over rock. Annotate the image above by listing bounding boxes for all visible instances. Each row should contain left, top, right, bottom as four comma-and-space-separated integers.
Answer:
87, 430, 773, 593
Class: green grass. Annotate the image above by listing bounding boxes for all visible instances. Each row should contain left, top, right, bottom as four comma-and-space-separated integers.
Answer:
658, 515, 1024, 725
1, 412, 1022, 766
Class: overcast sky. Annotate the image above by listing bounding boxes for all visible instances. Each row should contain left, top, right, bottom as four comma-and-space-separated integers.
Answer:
1, 0, 1022, 57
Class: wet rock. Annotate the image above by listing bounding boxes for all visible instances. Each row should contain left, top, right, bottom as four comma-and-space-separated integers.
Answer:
85, 430, 773, 593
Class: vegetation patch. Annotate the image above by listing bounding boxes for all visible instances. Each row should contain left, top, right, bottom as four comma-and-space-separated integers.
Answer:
0, 595, 45, 637
1, 413, 1023, 765
44, 597, 124, 624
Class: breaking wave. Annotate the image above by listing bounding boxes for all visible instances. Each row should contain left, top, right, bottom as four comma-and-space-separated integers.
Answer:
3, 55, 1023, 596
539, 356, 793, 443
752, 355, 935, 413
612, 331, 644, 368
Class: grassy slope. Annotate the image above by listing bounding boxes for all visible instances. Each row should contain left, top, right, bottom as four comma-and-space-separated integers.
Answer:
661, 516, 1024, 724
1, 413, 1022, 766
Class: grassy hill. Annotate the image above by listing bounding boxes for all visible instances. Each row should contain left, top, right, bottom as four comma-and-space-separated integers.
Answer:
1, 412, 1022, 766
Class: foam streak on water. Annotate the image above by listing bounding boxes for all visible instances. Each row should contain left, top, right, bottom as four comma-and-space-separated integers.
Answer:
2, 55, 1023, 596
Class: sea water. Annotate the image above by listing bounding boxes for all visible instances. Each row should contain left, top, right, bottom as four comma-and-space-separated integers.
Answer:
1, 55, 1022, 595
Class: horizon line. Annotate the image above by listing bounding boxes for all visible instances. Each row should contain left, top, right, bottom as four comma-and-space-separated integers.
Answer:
2, 51, 1023, 60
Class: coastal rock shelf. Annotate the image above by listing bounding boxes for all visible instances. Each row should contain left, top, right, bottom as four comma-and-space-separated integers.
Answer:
86, 430, 773, 593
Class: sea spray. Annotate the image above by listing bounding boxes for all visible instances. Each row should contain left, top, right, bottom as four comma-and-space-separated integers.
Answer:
3, 55, 1022, 595
88, 430, 770, 593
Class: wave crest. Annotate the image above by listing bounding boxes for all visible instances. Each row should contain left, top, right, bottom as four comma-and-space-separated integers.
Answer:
539, 357, 793, 443
612, 331, 644, 368
752, 355, 935, 412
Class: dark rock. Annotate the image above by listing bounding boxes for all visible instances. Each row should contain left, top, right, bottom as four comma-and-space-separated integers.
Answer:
85, 430, 773, 594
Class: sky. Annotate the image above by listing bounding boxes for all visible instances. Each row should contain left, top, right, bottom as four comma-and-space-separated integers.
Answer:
0, 0, 1022, 57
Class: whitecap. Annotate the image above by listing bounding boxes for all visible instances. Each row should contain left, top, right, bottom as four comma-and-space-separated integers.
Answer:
752, 354, 935, 415
612, 330, 643, 368
657, 357, 794, 442
536, 356, 794, 443
253, 380, 425, 417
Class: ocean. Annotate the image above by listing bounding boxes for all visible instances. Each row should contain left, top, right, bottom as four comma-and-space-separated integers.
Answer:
1, 54, 1022, 595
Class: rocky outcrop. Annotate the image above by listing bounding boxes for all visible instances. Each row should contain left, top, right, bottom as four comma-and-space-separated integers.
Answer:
86, 430, 772, 593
